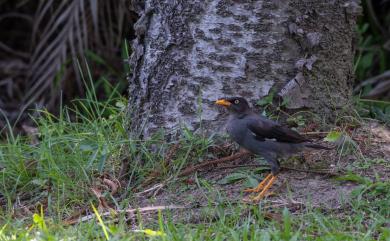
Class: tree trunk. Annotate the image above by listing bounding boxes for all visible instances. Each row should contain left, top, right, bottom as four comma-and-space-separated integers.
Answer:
128, 0, 361, 137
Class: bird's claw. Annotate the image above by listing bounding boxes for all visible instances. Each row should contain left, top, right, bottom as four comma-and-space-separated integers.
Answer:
243, 191, 275, 203
243, 174, 277, 202
244, 173, 273, 193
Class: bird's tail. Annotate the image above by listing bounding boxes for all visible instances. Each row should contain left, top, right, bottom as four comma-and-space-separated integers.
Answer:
305, 143, 333, 150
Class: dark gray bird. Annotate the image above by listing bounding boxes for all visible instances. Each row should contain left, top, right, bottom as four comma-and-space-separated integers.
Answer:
215, 97, 330, 201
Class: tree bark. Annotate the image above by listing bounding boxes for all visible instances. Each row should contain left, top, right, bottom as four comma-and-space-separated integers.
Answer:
128, 0, 361, 137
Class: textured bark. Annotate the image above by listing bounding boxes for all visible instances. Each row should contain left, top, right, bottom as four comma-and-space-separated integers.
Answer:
128, 0, 361, 137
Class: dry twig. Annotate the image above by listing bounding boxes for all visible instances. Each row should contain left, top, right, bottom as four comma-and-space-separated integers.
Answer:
64, 205, 185, 225
178, 151, 251, 177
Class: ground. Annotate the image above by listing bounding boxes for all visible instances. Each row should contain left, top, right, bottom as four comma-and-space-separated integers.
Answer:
0, 106, 389, 240
123, 121, 389, 229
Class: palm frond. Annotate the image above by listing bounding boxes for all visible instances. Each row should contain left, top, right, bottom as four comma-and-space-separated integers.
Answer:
0, 0, 131, 132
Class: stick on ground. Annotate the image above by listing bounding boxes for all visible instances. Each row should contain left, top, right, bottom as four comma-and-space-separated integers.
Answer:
179, 151, 251, 177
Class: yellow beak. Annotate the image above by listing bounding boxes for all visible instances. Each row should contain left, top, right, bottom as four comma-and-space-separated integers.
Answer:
215, 99, 231, 107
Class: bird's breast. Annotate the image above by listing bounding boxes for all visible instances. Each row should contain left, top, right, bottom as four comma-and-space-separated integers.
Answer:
226, 118, 249, 145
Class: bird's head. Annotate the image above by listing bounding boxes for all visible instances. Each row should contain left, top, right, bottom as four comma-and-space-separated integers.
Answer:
215, 97, 251, 115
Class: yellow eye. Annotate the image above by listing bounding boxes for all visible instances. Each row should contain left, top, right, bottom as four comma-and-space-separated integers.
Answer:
234, 99, 240, 104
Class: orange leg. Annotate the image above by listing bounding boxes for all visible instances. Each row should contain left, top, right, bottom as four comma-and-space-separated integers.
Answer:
244, 173, 273, 193
250, 175, 277, 201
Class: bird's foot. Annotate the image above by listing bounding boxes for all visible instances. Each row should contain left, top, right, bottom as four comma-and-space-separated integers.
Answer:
243, 174, 277, 202
242, 191, 275, 203
244, 173, 272, 193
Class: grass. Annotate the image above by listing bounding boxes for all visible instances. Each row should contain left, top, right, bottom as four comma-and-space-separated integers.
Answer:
0, 89, 389, 240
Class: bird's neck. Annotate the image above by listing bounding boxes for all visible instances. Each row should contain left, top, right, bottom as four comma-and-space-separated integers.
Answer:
234, 112, 250, 119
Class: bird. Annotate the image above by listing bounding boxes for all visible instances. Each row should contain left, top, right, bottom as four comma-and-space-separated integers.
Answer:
215, 97, 330, 201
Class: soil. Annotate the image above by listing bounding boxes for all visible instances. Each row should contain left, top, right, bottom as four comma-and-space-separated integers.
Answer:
129, 121, 389, 222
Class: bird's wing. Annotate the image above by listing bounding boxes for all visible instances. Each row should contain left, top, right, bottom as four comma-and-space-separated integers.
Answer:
246, 116, 308, 143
